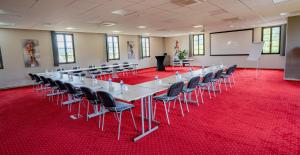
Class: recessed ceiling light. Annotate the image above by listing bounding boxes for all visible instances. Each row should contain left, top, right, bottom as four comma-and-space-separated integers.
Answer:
0, 9, 8, 15
112, 30, 121, 33
112, 9, 135, 16
65, 27, 78, 30
280, 12, 288, 16
272, 0, 289, 4
229, 25, 234, 28
137, 26, 146, 29
0, 22, 15, 26
193, 25, 203, 28
102, 22, 116, 27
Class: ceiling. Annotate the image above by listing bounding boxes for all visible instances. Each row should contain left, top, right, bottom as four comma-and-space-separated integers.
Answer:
0, 0, 300, 37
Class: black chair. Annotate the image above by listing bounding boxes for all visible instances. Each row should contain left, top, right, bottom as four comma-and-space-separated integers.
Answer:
183, 76, 200, 109
28, 73, 36, 90
54, 80, 68, 106
39, 76, 51, 96
211, 69, 224, 95
63, 83, 83, 118
57, 68, 64, 71
220, 66, 235, 90
96, 91, 136, 140
123, 62, 134, 75
153, 81, 185, 125
198, 72, 213, 102
33, 74, 42, 91
46, 78, 59, 101
100, 64, 112, 80
80, 87, 101, 122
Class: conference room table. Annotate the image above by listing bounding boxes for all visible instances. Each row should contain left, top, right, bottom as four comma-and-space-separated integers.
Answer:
58, 63, 138, 78
37, 71, 161, 142
37, 64, 227, 142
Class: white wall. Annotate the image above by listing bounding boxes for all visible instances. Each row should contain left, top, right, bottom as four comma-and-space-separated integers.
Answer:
164, 28, 285, 69
0, 28, 164, 89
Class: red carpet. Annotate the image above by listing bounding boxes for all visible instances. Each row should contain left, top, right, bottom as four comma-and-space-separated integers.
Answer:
0, 67, 299, 155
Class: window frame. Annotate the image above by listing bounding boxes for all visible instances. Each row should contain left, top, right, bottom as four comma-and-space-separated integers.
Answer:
55, 32, 76, 64
106, 35, 120, 61
192, 34, 205, 56
141, 37, 150, 58
261, 26, 281, 55
0, 47, 3, 69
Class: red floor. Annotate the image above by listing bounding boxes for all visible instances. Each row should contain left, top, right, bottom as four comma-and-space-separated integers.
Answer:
0, 67, 299, 155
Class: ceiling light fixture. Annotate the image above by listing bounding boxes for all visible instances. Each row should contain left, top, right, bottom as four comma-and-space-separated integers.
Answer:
280, 12, 288, 16
193, 25, 203, 28
65, 27, 78, 30
0, 22, 15, 26
272, 0, 289, 4
112, 30, 121, 33
112, 9, 135, 16
102, 22, 116, 27
0, 9, 8, 15
137, 26, 146, 29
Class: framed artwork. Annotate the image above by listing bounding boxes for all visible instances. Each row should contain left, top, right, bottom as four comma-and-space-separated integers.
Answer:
0, 47, 3, 69
127, 41, 135, 59
23, 39, 40, 67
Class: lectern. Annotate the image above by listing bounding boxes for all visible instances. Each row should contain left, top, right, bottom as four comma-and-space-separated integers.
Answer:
155, 56, 165, 71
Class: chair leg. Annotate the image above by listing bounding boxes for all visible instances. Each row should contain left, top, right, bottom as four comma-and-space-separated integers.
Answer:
86, 102, 89, 121
178, 96, 184, 117
184, 93, 190, 112
117, 112, 122, 140
153, 100, 157, 119
163, 101, 170, 125
130, 109, 137, 130
218, 80, 222, 93
194, 90, 199, 106
228, 77, 232, 88
212, 82, 216, 97
102, 108, 105, 131
223, 78, 228, 91
199, 87, 204, 104
207, 85, 212, 99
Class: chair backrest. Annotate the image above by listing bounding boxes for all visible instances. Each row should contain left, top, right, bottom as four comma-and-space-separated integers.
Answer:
101, 64, 109, 70
64, 82, 77, 94
28, 73, 35, 80
33, 74, 41, 82
73, 66, 80, 70
123, 62, 129, 67
80, 86, 98, 102
214, 69, 223, 79
187, 76, 200, 89
113, 63, 119, 68
55, 80, 66, 91
47, 78, 57, 87
167, 81, 184, 97
40, 76, 49, 84
57, 68, 64, 71
232, 64, 237, 72
96, 91, 116, 108
226, 66, 235, 75
202, 72, 213, 83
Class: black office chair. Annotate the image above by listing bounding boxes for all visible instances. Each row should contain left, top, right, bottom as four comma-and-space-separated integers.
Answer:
28, 73, 36, 90
220, 66, 235, 90
46, 78, 59, 101
123, 62, 134, 75
54, 80, 68, 106
153, 81, 185, 125
80, 86, 101, 122
63, 83, 83, 116
183, 76, 200, 110
33, 74, 43, 91
100, 64, 112, 80
96, 90, 136, 140
211, 69, 224, 95
39, 76, 51, 96
198, 72, 213, 102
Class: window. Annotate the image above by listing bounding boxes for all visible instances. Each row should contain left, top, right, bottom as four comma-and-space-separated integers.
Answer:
193, 34, 205, 56
106, 35, 120, 60
55, 33, 75, 64
141, 37, 150, 58
262, 26, 281, 54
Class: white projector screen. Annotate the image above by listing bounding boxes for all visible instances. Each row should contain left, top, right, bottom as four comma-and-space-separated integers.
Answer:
210, 29, 253, 56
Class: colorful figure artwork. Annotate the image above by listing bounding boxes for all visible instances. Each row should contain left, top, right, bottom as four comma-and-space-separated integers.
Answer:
23, 39, 40, 67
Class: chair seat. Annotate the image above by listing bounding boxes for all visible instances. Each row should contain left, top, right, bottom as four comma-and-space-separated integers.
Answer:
102, 70, 113, 73
182, 86, 195, 93
211, 78, 218, 82
74, 73, 86, 76
116, 68, 124, 71
124, 67, 134, 70
107, 101, 134, 112
220, 74, 230, 78
198, 82, 209, 87
154, 94, 177, 102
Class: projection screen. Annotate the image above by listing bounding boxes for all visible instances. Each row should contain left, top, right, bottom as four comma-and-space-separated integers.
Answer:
210, 29, 254, 56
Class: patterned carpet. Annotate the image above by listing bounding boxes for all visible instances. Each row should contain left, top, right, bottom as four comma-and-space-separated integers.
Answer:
0, 67, 299, 155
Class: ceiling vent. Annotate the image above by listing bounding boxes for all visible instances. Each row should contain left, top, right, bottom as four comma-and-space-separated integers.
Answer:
112, 9, 136, 16
171, 0, 203, 6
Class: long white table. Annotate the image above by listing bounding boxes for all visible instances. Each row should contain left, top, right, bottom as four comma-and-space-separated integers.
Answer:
37, 64, 228, 141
